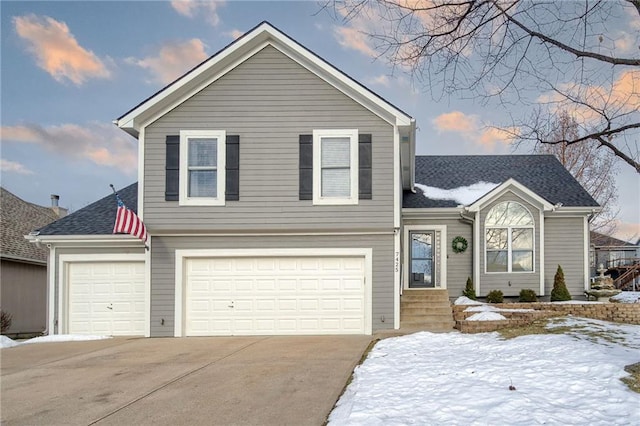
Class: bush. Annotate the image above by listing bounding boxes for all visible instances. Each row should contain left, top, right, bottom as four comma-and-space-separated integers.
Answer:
0, 310, 12, 333
519, 289, 538, 302
462, 277, 476, 300
486, 290, 504, 303
551, 265, 572, 301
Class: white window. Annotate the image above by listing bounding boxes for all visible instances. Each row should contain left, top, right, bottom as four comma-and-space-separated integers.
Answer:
485, 201, 534, 273
180, 130, 226, 206
312, 129, 358, 205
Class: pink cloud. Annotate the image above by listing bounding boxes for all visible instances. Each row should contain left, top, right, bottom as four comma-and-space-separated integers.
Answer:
365, 74, 391, 87
432, 111, 516, 149
0, 159, 34, 175
128, 39, 208, 85
13, 14, 111, 85
171, 0, 225, 26
432, 111, 477, 133
334, 26, 377, 57
225, 29, 244, 40
1, 122, 137, 174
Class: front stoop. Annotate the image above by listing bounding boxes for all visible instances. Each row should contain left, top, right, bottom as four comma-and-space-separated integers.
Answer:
400, 289, 455, 332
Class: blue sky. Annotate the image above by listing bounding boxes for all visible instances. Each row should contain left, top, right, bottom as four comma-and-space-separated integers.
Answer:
1, 1, 638, 241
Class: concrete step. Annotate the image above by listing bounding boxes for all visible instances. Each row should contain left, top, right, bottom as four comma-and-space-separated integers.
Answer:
401, 291, 451, 302
401, 306, 453, 316
400, 320, 456, 331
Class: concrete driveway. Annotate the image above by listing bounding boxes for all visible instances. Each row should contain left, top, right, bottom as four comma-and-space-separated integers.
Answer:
1, 335, 371, 425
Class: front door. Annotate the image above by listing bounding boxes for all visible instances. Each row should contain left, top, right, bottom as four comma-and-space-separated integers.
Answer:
410, 232, 435, 288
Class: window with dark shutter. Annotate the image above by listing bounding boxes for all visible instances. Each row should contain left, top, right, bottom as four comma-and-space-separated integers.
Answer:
359, 134, 372, 199
299, 134, 313, 200
165, 135, 180, 201
225, 135, 240, 201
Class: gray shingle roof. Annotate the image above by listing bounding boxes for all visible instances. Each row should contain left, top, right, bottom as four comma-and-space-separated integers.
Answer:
404, 155, 599, 208
1, 188, 60, 262
36, 183, 138, 236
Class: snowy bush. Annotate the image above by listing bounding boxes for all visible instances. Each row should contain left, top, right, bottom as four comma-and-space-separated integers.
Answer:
519, 289, 538, 302
462, 277, 477, 300
551, 265, 572, 302
0, 310, 12, 333
486, 290, 504, 303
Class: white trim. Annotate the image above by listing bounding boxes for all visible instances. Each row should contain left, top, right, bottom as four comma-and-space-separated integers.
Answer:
57, 254, 147, 335
179, 130, 226, 206
312, 129, 358, 205
393, 127, 400, 228
137, 127, 145, 219
403, 208, 464, 216
144, 236, 152, 337
583, 216, 590, 291
151, 231, 396, 237
31, 235, 144, 244
467, 179, 554, 212
393, 229, 400, 329
539, 210, 545, 296
117, 24, 412, 134
403, 225, 447, 290
174, 248, 373, 337
48, 245, 56, 334
474, 214, 480, 295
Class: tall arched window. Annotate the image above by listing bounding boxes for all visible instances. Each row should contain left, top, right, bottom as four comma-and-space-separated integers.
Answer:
485, 201, 534, 273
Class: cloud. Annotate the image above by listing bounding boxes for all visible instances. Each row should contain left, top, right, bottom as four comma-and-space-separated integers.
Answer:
0, 159, 34, 175
13, 14, 111, 85
128, 39, 208, 85
171, 0, 224, 26
225, 29, 244, 40
613, 31, 637, 53
432, 111, 516, 148
365, 74, 391, 87
334, 26, 377, 57
1, 122, 137, 174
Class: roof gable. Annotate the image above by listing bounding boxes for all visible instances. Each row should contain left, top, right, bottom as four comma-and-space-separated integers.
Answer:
117, 21, 413, 136
466, 178, 554, 212
404, 155, 600, 209
1, 187, 59, 262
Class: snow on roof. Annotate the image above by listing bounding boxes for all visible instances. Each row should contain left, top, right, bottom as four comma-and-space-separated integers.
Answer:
414, 181, 499, 206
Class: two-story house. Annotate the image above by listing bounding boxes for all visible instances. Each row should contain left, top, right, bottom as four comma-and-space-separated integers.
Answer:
29, 22, 599, 337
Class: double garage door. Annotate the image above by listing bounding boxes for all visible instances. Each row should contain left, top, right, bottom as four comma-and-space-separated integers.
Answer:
183, 255, 367, 336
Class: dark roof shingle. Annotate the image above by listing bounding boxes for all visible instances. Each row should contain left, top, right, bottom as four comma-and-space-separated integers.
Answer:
36, 183, 138, 236
404, 155, 599, 208
1, 188, 60, 262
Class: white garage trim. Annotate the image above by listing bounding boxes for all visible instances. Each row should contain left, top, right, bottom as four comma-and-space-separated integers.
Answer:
174, 248, 373, 337
57, 254, 147, 335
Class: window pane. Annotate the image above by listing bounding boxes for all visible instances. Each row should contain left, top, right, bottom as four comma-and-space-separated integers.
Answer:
512, 251, 533, 271
188, 138, 217, 167
512, 228, 533, 249
485, 201, 533, 226
321, 168, 350, 197
486, 228, 508, 250
321, 137, 350, 167
189, 170, 217, 197
412, 233, 432, 259
487, 251, 508, 272
411, 260, 433, 285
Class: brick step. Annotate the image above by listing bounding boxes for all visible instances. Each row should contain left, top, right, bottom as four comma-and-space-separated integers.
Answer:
401, 306, 453, 316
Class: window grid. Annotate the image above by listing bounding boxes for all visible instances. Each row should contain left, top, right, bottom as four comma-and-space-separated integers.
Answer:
485, 201, 534, 273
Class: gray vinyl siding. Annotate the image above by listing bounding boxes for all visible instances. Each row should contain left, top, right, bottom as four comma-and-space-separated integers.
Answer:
51, 246, 146, 334
150, 234, 394, 337
544, 217, 587, 297
1, 260, 47, 335
143, 45, 395, 232
403, 217, 473, 298
479, 192, 541, 297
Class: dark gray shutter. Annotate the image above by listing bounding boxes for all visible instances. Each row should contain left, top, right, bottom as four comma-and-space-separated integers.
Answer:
359, 133, 372, 199
165, 135, 179, 201
299, 134, 313, 200
226, 135, 240, 201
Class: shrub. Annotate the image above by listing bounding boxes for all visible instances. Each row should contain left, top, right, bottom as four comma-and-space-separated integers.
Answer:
0, 310, 12, 333
551, 265, 572, 301
519, 289, 538, 302
462, 277, 476, 300
486, 290, 504, 303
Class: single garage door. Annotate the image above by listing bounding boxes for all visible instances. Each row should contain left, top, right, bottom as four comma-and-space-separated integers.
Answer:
67, 261, 145, 335
185, 256, 366, 336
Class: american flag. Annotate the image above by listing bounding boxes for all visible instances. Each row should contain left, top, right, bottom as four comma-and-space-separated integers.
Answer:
113, 193, 147, 244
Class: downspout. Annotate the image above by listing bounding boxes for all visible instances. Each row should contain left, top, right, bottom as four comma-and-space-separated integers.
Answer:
460, 209, 479, 295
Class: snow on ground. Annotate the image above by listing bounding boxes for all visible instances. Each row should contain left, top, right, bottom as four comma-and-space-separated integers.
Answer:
329, 317, 640, 426
0, 334, 111, 348
466, 312, 507, 321
464, 305, 534, 313
611, 292, 640, 304
415, 182, 499, 206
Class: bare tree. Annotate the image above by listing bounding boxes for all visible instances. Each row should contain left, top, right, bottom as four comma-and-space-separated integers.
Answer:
326, 0, 640, 172
533, 110, 619, 234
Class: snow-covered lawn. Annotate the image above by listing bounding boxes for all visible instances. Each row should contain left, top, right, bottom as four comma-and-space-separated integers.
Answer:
611, 292, 640, 304
0, 334, 110, 349
329, 317, 640, 425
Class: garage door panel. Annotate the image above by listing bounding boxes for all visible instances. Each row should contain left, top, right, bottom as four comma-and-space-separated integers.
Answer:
184, 255, 366, 336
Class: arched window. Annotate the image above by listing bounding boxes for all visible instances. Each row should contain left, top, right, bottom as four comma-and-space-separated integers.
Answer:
485, 201, 534, 273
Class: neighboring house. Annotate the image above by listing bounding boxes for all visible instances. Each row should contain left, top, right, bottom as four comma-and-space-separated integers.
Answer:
28, 22, 600, 338
591, 231, 639, 271
1, 188, 64, 335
